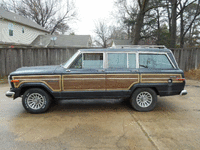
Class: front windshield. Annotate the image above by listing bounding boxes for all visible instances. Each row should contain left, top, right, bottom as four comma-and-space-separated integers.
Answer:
63, 51, 81, 68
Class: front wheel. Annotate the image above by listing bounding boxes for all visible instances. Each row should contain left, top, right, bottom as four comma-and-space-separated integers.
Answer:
130, 88, 157, 112
22, 88, 51, 114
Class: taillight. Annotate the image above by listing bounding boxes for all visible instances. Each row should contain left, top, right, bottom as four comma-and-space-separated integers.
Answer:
176, 78, 185, 81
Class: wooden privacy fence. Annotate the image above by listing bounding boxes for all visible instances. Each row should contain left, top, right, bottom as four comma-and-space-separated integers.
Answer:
171, 48, 200, 72
0, 47, 200, 76
0, 48, 79, 76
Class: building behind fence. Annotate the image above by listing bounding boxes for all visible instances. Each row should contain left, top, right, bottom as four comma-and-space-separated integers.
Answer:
0, 47, 200, 76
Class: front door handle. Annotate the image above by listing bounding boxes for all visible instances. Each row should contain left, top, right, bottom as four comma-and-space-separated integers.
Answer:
66, 69, 71, 72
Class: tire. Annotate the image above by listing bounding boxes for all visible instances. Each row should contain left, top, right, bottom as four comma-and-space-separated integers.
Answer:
130, 88, 157, 112
22, 88, 51, 114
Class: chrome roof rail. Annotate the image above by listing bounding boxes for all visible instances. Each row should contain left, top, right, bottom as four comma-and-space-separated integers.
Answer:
110, 45, 166, 49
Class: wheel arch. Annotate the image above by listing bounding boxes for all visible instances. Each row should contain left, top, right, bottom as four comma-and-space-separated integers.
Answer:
130, 84, 160, 96
19, 83, 55, 99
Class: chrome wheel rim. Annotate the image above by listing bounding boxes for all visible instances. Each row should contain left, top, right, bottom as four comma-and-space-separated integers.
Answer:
136, 92, 152, 108
27, 93, 45, 110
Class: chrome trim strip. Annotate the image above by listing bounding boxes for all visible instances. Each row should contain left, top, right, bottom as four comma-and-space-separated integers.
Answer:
166, 54, 176, 69
14, 78, 59, 81
136, 52, 139, 68
64, 78, 138, 80
142, 78, 177, 80
64, 51, 81, 69
170, 50, 179, 69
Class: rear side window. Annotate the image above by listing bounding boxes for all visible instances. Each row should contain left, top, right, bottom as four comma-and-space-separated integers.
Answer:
107, 53, 136, 69
108, 53, 127, 68
139, 54, 174, 69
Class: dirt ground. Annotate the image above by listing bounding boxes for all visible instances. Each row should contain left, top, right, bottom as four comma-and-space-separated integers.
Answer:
0, 80, 200, 150
185, 69, 200, 80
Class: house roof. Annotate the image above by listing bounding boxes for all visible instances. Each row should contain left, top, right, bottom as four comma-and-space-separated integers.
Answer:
0, 7, 49, 32
113, 40, 132, 45
31, 35, 92, 48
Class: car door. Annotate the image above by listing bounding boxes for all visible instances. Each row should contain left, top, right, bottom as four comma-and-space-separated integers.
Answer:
105, 52, 140, 98
61, 52, 106, 99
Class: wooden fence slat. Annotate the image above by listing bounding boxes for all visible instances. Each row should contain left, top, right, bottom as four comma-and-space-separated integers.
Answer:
0, 50, 6, 76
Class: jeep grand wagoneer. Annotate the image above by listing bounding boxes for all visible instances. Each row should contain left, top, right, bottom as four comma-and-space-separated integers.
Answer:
6, 47, 187, 113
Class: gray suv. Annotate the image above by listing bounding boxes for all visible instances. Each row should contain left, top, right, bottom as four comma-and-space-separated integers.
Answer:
6, 47, 187, 113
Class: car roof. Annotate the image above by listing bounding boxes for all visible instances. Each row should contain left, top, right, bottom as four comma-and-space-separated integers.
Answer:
79, 48, 171, 53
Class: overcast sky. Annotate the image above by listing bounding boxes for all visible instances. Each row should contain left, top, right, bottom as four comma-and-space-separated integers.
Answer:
71, 0, 115, 36
3, 0, 116, 36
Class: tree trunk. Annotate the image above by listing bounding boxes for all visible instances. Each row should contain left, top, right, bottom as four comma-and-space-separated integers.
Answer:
180, 10, 184, 48
170, 0, 177, 48
133, 0, 149, 45
133, 12, 145, 45
156, 8, 161, 45
166, 0, 172, 34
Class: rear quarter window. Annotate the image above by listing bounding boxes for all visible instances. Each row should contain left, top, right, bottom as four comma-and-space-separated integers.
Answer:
139, 53, 174, 69
108, 53, 127, 69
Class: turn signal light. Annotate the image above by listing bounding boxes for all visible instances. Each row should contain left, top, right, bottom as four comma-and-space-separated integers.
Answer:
11, 80, 19, 83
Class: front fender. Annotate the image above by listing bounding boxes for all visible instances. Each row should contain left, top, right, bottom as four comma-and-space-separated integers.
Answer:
15, 82, 56, 98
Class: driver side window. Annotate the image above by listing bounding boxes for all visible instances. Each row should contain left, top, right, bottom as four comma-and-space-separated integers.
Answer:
69, 53, 104, 69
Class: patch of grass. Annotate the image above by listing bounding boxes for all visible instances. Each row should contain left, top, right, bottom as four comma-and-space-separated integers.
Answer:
185, 69, 200, 80
0, 76, 8, 84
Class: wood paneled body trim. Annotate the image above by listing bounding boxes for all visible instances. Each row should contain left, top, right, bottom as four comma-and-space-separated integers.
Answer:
12, 75, 62, 91
141, 74, 183, 83
106, 74, 140, 90
62, 74, 106, 91
11, 73, 184, 93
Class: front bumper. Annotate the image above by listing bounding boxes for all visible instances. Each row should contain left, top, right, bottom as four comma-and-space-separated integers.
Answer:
6, 91, 15, 98
180, 90, 187, 95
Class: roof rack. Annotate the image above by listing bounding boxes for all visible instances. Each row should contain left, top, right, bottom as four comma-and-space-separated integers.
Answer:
110, 45, 166, 49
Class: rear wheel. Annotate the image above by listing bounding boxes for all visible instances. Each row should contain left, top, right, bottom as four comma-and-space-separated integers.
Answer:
22, 88, 51, 114
130, 88, 157, 112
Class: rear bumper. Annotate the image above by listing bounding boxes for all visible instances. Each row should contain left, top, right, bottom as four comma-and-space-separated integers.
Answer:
6, 91, 15, 98
180, 90, 187, 95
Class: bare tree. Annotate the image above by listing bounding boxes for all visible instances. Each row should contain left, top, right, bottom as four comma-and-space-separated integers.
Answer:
94, 20, 111, 48
55, 23, 70, 35
114, 0, 167, 45
178, 0, 200, 48
0, 0, 77, 34
113, 0, 138, 41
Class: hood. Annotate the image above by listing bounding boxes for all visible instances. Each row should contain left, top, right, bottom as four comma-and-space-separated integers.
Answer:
10, 65, 60, 76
